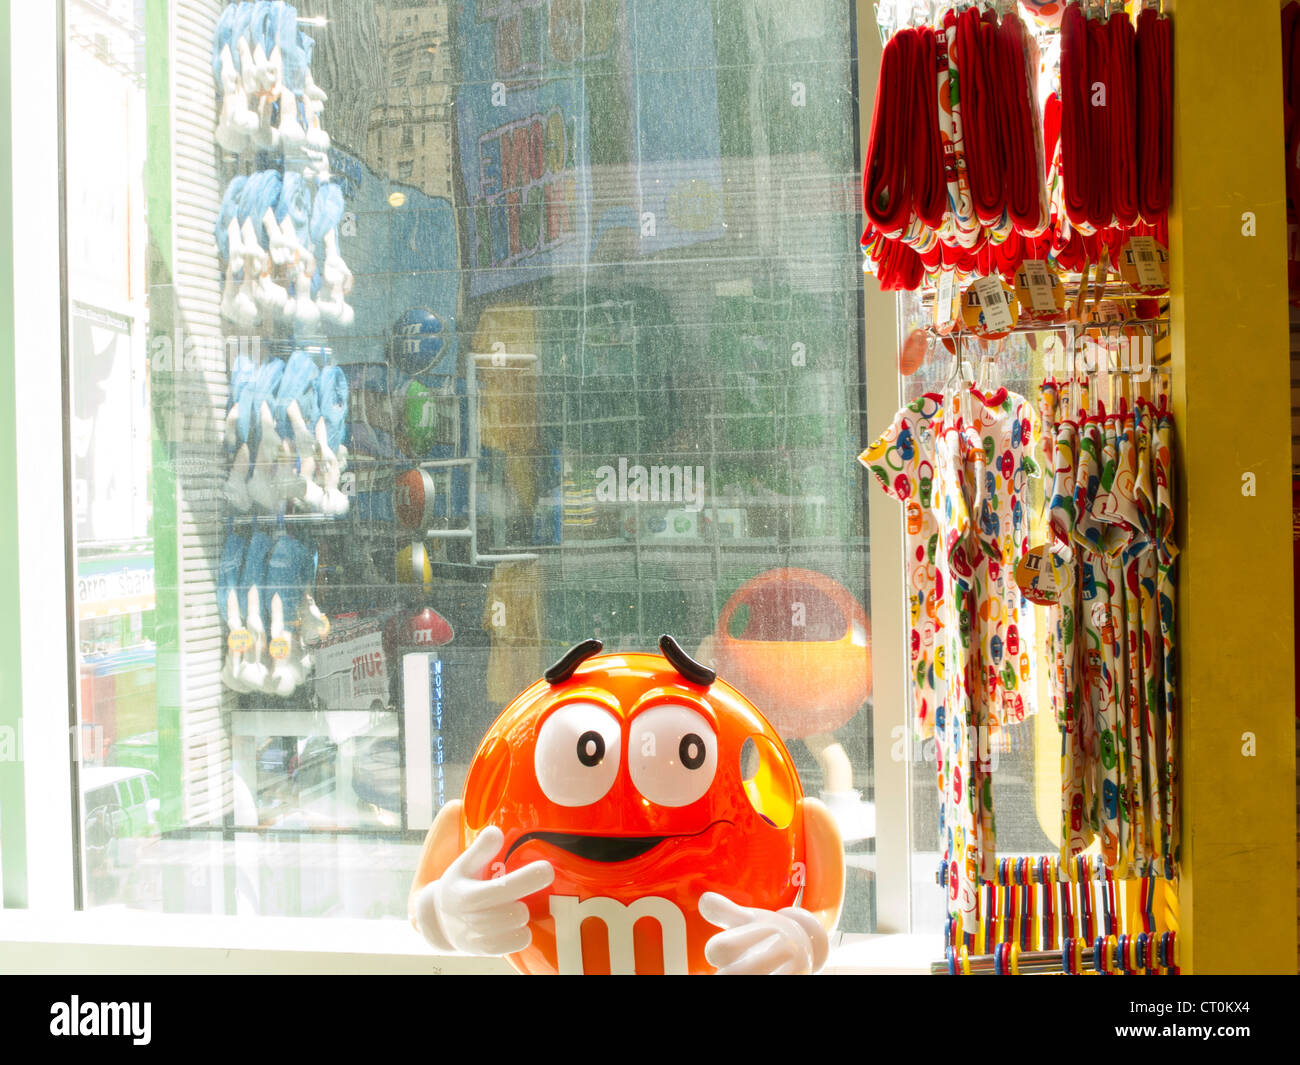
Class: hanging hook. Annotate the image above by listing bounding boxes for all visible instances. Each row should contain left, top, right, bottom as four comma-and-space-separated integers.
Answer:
874, 1, 897, 45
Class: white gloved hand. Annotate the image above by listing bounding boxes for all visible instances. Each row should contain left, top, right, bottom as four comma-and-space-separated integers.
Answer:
413, 825, 554, 957
254, 91, 279, 149
303, 69, 328, 105
284, 400, 326, 510
223, 404, 241, 454
699, 892, 829, 975
254, 269, 289, 313
221, 218, 256, 326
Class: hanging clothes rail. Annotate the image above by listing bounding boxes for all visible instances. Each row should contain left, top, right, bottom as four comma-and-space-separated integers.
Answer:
860, 304, 1179, 937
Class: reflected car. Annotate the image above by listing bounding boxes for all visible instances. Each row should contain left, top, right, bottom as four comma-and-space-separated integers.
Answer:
82, 766, 161, 838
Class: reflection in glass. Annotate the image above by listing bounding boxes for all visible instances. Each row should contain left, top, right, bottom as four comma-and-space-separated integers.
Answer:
66, 0, 874, 933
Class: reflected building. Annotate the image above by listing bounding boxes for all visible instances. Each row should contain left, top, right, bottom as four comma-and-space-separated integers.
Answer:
368, 0, 456, 201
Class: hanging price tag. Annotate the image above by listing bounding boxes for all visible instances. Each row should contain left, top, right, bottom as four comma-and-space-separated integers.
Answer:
227, 629, 253, 655
1017, 259, 1061, 313
968, 275, 1016, 334
935, 271, 956, 327
1015, 544, 1075, 606
269, 636, 291, 660
1123, 236, 1168, 289
1095, 300, 1125, 323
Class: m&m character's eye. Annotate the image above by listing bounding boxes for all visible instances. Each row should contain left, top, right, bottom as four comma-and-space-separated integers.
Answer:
534, 702, 623, 807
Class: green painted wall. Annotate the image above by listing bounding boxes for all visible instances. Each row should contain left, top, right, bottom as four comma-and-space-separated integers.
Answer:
144, 0, 182, 834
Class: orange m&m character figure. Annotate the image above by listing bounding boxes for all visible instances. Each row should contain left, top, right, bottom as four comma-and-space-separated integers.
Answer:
409, 636, 844, 974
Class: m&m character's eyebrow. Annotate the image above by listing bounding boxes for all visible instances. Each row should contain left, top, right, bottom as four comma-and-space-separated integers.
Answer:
544, 639, 604, 684
657, 634, 715, 688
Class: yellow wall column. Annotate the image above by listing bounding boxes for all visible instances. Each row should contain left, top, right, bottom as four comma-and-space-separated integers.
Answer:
1168, 0, 1296, 974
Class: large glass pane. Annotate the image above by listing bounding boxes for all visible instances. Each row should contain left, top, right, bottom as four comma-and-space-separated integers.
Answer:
65, 0, 875, 936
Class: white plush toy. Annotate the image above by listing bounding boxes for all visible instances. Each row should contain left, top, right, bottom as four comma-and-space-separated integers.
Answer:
303, 70, 330, 153
238, 585, 271, 691
263, 207, 295, 268
313, 417, 350, 517
215, 21, 331, 157
216, 44, 259, 152
278, 85, 306, 150
221, 217, 258, 326
317, 229, 354, 326
283, 232, 320, 332
220, 589, 253, 693
283, 400, 349, 516
246, 402, 286, 512
223, 442, 253, 513
267, 592, 309, 697
300, 594, 330, 646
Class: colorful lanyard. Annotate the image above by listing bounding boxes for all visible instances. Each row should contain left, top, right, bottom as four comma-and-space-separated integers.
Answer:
1135, 4, 1172, 221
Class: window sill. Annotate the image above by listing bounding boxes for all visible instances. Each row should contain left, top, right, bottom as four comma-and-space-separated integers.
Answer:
0, 910, 511, 974
0, 910, 937, 975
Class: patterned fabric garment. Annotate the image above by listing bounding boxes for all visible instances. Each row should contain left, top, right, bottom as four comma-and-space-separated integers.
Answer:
1151, 403, 1179, 878
932, 410, 984, 931
1048, 418, 1089, 858
863, 394, 980, 930
1038, 380, 1059, 471
860, 393, 947, 740
961, 386, 1040, 731
864, 386, 1039, 935
1096, 412, 1136, 869
1112, 412, 1150, 874
1045, 400, 1181, 882
1070, 417, 1104, 842
1074, 414, 1125, 869
1133, 406, 1164, 872
941, 5, 982, 249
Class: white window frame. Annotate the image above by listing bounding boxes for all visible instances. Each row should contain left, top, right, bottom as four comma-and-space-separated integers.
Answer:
0, 0, 930, 975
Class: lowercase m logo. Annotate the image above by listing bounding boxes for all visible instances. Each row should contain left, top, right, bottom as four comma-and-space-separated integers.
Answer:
549, 894, 689, 975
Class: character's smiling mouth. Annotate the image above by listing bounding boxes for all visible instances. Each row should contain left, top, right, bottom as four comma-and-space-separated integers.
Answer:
504, 821, 730, 864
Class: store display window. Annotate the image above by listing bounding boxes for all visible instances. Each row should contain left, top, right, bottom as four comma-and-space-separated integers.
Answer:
20, 0, 1298, 980
55, 0, 881, 936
